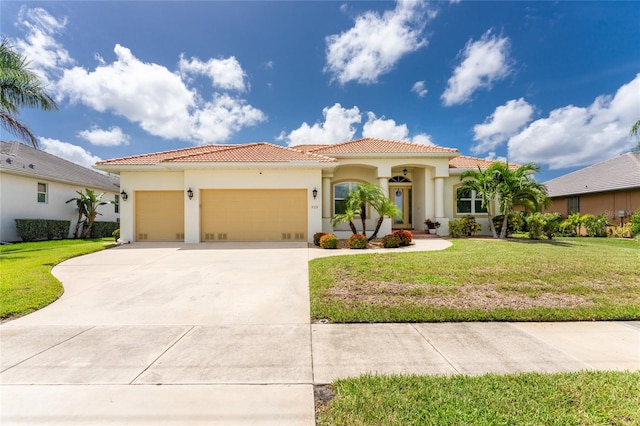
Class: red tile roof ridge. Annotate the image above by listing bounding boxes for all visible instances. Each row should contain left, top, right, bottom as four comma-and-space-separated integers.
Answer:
96, 144, 227, 165
306, 137, 459, 153
163, 142, 338, 163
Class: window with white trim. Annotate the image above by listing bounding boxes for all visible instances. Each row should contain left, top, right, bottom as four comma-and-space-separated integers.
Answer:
333, 182, 368, 216
37, 182, 47, 203
114, 194, 120, 213
456, 187, 487, 214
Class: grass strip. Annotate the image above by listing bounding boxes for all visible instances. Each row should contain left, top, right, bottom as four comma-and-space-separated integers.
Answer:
317, 371, 640, 425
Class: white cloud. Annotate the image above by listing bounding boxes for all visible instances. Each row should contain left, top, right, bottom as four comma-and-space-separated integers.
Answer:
508, 74, 640, 169
78, 126, 130, 147
411, 80, 428, 97
179, 55, 247, 91
485, 152, 507, 163
441, 30, 512, 106
325, 0, 430, 84
362, 112, 434, 144
282, 103, 362, 146
56, 44, 265, 144
472, 98, 533, 154
13, 6, 73, 86
40, 137, 102, 169
13, 8, 266, 145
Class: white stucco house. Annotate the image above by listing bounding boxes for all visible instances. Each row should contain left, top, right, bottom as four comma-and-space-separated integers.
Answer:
95, 138, 507, 244
0, 141, 120, 242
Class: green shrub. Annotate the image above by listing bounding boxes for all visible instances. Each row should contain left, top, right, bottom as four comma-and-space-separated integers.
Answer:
319, 233, 339, 249
313, 232, 328, 246
392, 230, 412, 246
347, 234, 368, 249
112, 228, 120, 241
629, 208, 640, 237
526, 213, 546, 240
584, 214, 608, 237
492, 212, 524, 237
542, 213, 562, 239
382, 233, 401, 248
448, 220, 463, 238
15, 219, 71, 242
89, 221, 120, 238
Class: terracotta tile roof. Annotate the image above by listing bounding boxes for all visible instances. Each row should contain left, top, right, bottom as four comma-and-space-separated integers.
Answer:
96, 145, 229, 165
307, 138, 459, 154
97, 143, 336, 165
290, 144, 329, 153
1, 141, 119, 192
449, 155, 520, 170
165, 143, 336, 163
544, 152, 640, 197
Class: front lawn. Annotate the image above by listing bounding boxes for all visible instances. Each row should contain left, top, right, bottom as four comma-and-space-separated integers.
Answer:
0, 238, 114, 320
310, 238, 640, 322
316, 371, 640, 425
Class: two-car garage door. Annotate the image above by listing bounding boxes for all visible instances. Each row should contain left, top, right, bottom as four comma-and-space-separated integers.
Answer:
134, 189, 307, 242
200, 189, 307, 242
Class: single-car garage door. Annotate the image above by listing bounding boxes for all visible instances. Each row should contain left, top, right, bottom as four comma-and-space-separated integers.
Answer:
201, 189, 307, 241
135, 191, 184, 241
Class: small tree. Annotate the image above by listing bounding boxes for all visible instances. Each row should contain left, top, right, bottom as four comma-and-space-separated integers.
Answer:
66, 188, 111, 239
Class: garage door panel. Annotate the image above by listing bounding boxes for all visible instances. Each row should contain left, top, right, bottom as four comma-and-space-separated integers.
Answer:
135, 191, 184, 242
201, 189, 307, 242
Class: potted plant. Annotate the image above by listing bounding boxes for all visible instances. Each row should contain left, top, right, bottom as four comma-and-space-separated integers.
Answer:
424, 219, 441, 234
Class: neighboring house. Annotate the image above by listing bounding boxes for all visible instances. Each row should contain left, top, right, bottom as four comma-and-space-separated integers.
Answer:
0, 141, 120, 242
95, 138, 514, 243
543, 152, 640, 226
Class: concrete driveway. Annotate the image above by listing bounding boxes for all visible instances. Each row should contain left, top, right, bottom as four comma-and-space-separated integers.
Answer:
1, 240, 638, 425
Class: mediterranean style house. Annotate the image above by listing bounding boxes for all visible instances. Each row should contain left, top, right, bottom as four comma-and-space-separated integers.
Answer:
544, 151, 640, 226
96, 138, 509, 243
0, 141, 120, 242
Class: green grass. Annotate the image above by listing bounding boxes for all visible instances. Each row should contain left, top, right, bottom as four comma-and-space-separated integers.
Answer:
317, 371, 640, 426
310, 238, 640, 322
0, 238, 115, 320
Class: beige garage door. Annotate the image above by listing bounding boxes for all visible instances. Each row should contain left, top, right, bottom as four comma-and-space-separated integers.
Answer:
201, 189, 307, 241
135, 191, 184, 241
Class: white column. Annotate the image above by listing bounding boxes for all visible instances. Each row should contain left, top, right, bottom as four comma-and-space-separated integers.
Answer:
378, 177, 389, 195
435, 177, 444, 218
322, 176, 331, 219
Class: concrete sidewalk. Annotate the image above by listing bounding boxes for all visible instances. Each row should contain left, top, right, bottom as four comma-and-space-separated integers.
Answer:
1, 242, 639, 425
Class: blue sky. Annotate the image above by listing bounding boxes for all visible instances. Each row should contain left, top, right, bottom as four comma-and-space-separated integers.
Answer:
2, 1, 639, 181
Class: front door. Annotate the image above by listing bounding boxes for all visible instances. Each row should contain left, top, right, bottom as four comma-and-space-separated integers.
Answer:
390, 186, 412, 229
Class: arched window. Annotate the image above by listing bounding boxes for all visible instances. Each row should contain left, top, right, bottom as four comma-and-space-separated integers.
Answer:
389, 176, 411, 183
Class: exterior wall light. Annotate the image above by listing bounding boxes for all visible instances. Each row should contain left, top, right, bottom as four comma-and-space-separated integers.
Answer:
312, 187, 318, 199
187, 188, 194, 200
403, 168, 408, 176
120, 190, 128, 201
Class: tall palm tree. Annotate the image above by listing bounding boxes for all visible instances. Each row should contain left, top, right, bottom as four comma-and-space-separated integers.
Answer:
0, 38, 58, 148
460, 166, 501, 238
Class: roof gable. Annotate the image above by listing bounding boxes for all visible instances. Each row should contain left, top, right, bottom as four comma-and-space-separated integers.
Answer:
544, 152, 640, 197
1, 141, 119, 191
306, 138, 459, 154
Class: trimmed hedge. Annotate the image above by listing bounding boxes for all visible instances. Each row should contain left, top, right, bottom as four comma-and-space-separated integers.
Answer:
15, 219, 71, 242
348, 234, 368, 249
319, 233, 339, 249
392, 229, 412, 246
89, 221, 120, 238
382, 233, 401, 248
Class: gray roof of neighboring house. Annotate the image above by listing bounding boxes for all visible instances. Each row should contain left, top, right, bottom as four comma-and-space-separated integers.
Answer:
544, 152, 640, 198
0, 141, 119, 192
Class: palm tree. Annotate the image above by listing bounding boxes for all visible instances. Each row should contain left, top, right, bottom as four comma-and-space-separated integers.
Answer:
491, 162, 549, 238
66, 189, 110, 239
1, 38, 58, 148
460, 166, 501, 238
331, 183, 400, 239
461, 162, 549, 239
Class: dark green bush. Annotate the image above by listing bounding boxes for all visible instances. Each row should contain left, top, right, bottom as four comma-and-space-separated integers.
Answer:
347, 234, 368, 249
542, 213, 562, 239
15, 219, 71, 242
492, 212, 524, 236
89, 221, 120, 238
314, 232, 328, 246
319, 233, 339, 249
392, 230, 412, 246
382, 233, 401, 248
584, 214, 608, 237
